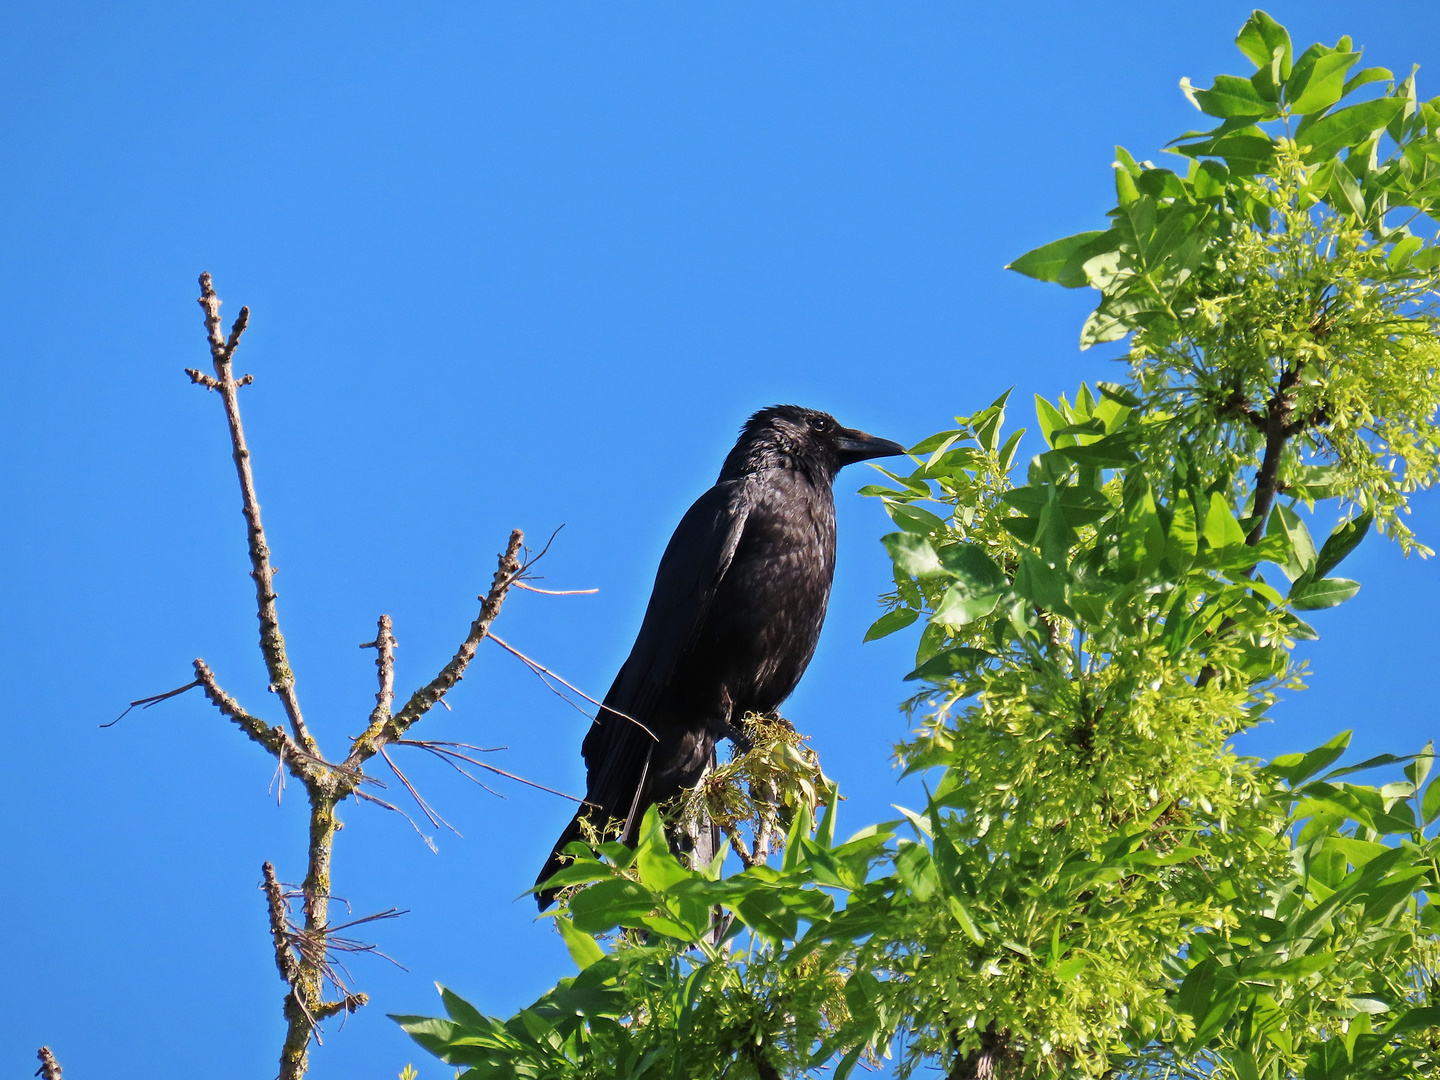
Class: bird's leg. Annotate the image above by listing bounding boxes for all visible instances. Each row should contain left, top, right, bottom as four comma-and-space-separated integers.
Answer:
720, 720, 753, 754
716, 691, 754, 754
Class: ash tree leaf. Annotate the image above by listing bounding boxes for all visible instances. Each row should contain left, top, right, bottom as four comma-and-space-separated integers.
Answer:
1313, 512, 1372, 579
1286, 50, 1359, 114
888, 501, 949, 535
864, 606, 919, 642
1423, 773, 1440, 825
557, 917, 605, 971
1192, 74, 1278, 118
1298, 98, 1408, 162
1290, 576, 1361, 610
931, 584, 1002, 629
893, 839, 940, 901
567, 877, 658, 934
883, 532, 946, 577
1008, 230, 1107, 286
1014, 552, 1073, 617
1235, 10, 1293, 78
1267, 730, 1352, 786
1342, 66, 1394, 96
1203, 492, 1248, 549
1267, 503, 1317, 581
1386, 1005, 1440, 1036
939, 544, 1008, 591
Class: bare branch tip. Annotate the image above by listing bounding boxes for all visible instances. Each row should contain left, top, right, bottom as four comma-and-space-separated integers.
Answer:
35, 1047, 62, 1080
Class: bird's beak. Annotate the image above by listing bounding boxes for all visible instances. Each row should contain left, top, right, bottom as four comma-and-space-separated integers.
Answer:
834, 428, 907, 467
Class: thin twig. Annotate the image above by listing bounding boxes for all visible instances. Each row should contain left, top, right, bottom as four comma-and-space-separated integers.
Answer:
354, 790, 440, 853
381, 745, 461, 836
102, 678, 202, 727
359, 615, 397, 721
194, 272, 315, 757
486, 632, 658, 741
344, 531, 525, 772
513, 582, 599, 595
395, 739, 591, 803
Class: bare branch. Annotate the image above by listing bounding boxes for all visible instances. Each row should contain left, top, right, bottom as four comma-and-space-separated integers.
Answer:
193, 659, 321, 784
343, 530, 524, 772
263, 861, 302, 987
35, 1047, 63, 1080
359, 614, 397, 721
193, 272, 315, 756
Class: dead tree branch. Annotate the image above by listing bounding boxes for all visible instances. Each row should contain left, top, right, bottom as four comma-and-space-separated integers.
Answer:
35, 1047, 63, 1080
194, 272, 315, 757
165, 274, 545, 1080
343, 530, 524, 774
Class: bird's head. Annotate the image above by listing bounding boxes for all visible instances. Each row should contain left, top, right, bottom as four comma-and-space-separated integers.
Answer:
720, 405, 907, 481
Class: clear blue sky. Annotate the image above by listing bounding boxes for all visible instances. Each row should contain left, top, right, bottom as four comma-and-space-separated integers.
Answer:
3, 3, 1437, 1077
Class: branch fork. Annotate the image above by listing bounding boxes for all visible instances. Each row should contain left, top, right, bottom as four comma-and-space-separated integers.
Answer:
166, 274, 535, 1080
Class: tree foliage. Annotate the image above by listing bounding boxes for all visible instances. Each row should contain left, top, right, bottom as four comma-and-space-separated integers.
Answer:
398, 12, 1440, 1078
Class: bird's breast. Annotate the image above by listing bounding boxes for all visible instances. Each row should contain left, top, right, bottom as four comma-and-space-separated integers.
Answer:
703, 471, 837, 713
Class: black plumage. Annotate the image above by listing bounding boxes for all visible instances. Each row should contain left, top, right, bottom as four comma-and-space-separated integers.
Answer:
535, 405, 904, 907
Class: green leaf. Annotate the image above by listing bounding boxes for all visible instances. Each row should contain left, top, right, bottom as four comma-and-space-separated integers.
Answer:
931, 584, 1002, 629
863, 605, 919, 642
736, 889, 798, 943
1235, 10, 1292, 78
1007, 230, 1107, 286
946, 894, 984, 944
1035, 395, 1069, 446
1290, 576, 1361, 610
1313, 513, 1371, 579
1267, 730, 1352, 786
906, 646, 992, 682
1342, 66, 1394, 96
1013, 552, 1072, 616
893, 839, 941, 901
1318, 751, 1416, 781
1267, 503, 1317, 581
1423, 773, 1440, 825
1387, 1005, 1440, 1035
1097, 381, 1141, 407
557, 917, 605, 971
908, 429, 966, 455
938, 544, 1008, 591
888, 500, 948, 535
1299, 98, 1408, 162
567, 878, 657, 934
882, 532, 945, 578
1059, 435, 1141, 468
535, 860, 613, 892
1192, 74, 1278, 119
1387, 234, 1424, 272
1203, 491, 1248, 549
1287, 50, 1359, 114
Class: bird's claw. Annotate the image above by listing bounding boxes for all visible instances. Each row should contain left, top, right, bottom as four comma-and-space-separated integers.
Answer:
720, 720, 754, 755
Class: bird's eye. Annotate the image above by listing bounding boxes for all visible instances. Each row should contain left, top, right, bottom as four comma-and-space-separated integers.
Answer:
812, 416, 834, 433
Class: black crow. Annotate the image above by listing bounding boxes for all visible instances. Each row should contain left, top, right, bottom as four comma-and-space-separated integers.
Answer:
536, 405, 905, 906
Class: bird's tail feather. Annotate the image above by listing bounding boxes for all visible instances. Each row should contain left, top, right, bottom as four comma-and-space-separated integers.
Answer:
535, 812, 587, 909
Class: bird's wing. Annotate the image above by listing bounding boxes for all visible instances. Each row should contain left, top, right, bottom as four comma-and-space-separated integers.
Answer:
578, 479, 751, 817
